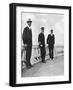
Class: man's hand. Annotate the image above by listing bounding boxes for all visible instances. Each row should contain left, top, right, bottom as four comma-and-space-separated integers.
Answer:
38, 42, 43, 47
46, 44, 48, 47
38, 42, 41, 45
24, 44, 27, 47
40, 44, 43, 47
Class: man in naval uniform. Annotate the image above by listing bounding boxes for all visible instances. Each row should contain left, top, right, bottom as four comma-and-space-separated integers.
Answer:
47, 29, 55, 60
38, 27, 46, 63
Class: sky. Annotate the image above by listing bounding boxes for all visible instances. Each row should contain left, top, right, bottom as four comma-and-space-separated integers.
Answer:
21, 12, 64, 46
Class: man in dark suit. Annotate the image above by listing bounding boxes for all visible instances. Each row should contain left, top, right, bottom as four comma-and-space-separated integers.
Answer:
22, 19, 33, 68
38, 27, 46, 63
47, 29, 55, 60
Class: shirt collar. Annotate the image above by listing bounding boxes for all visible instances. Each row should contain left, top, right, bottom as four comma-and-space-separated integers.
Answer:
51, 33, 53, 36
27, 25, 31, 29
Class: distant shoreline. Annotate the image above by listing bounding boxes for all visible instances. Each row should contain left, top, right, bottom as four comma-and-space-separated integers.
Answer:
31, 45, 64, 49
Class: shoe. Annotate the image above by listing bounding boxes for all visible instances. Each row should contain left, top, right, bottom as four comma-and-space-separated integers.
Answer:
29, 64, 33, 67
26, 66, 31, 69
51, 58, 53, 60
42, 60, 46, 63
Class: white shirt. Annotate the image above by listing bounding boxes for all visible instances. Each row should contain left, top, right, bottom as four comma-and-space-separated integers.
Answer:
27, 25, 31, 30
51, 33, 53, 36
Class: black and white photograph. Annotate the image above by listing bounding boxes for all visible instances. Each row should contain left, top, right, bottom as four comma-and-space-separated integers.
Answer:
21, 12, 64, 77
10, 3, 71, 86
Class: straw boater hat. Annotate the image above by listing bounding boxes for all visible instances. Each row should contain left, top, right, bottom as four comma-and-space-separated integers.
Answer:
27, 19, 32, 23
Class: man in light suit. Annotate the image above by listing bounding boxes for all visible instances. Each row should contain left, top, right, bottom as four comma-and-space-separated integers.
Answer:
22, 19, 33, 68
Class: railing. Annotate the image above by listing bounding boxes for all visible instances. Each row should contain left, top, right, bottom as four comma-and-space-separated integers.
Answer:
21, 45, 64, 69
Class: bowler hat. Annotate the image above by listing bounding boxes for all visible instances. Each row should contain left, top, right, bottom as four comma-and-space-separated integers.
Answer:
27, 19, 32, 23
51, 29, 53, 31
41, 27, 44, 30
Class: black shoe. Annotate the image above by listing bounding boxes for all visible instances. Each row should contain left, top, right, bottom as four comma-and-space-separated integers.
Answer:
42, 60, 46, 63
51, 58, 53, 60
26, 66, 31, 69
28, 64, 33, 68
29, 64, 33, 67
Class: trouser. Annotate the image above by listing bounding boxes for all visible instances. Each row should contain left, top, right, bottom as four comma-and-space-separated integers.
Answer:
40, 46, 46, 61
49, 47, 54, 59
25, 45, 32, 66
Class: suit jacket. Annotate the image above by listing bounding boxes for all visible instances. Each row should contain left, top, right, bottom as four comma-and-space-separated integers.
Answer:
47, 34, 55, 47
22, 26, 32, 46
38, 33, 45, 47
